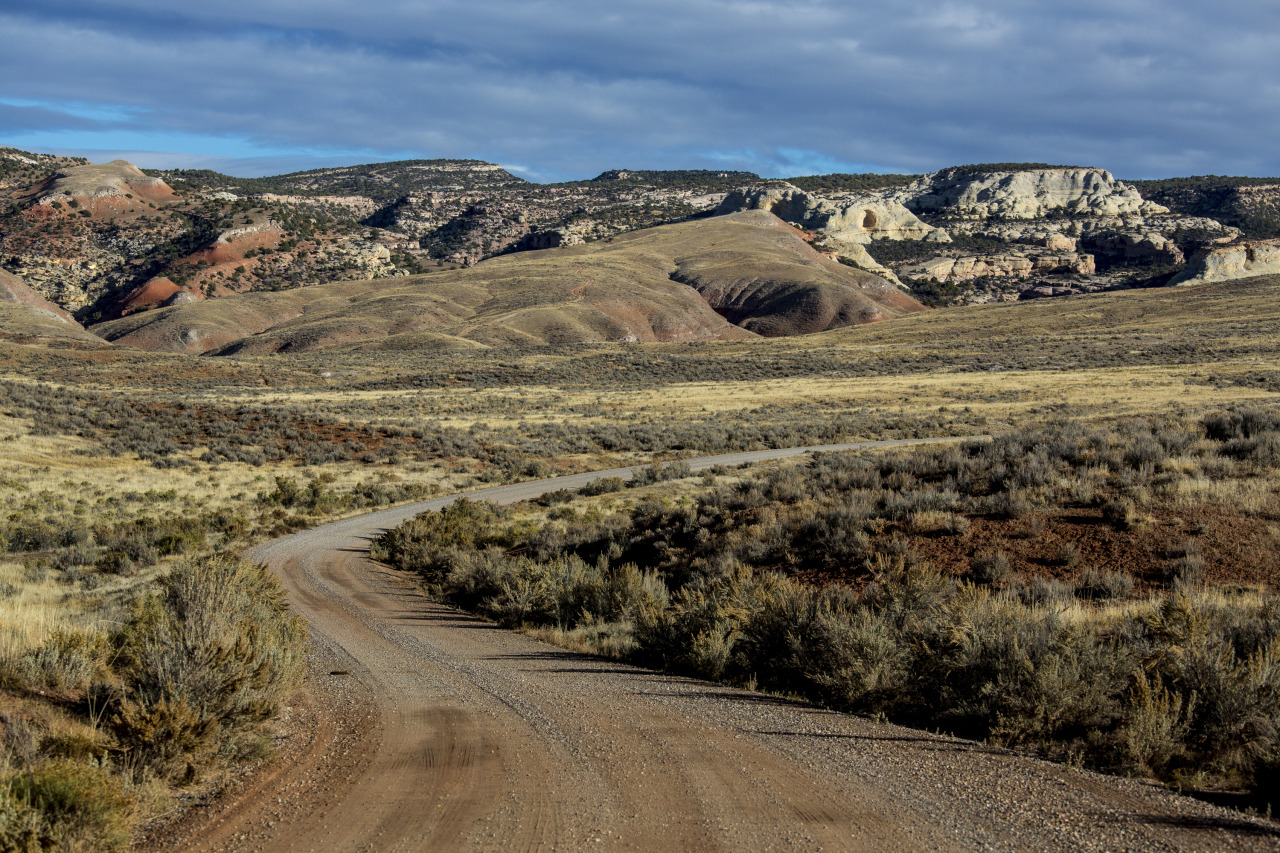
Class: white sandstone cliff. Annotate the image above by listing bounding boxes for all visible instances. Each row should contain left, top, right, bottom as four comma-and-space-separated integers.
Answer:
1170, 239, 1280, 286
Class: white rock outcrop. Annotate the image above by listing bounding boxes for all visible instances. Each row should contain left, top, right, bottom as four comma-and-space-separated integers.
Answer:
717, 184, 949, 244
813, 238, 903, 286
904, 251, 1096, 282
901, 168, 1167, 220
215, 221, 284, 244
1170, 239, 1280, 286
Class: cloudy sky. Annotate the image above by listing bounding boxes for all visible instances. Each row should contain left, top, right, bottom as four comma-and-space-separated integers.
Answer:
1, 1, 1276, 181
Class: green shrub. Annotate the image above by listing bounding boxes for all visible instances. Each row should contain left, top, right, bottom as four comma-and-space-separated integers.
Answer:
110, 555, 306, 778
372, 499, 510, 584
1052, 542, 1080, 568
12, 632, 108, 693
1101, 498, 1141, 531
1118, 672, 1193, 777
578, 476, 626, 497
916, 588, 1126, 746
631, 461, 693, 487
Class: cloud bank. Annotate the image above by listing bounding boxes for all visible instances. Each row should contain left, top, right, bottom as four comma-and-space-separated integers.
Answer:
2, 1, 1277, 179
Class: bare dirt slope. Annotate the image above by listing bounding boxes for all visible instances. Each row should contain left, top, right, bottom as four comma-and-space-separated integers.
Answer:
147, 443, 1280, 853
0, 303, 107, 348
92, 212, 921, 354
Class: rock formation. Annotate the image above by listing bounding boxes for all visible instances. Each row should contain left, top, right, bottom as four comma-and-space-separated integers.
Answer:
1082, 230, 1183, 266
812, 238, 903, 286
902, 167, 1167, 220
904, 252, 1096, 282
1170, 239, 1280, 286
716, 184, 949, 244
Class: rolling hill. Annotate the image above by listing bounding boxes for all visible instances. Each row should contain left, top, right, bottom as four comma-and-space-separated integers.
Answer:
91, 211, 923, 354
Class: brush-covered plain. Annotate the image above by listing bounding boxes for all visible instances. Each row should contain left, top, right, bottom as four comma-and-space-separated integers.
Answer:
1, 274, 1279, 849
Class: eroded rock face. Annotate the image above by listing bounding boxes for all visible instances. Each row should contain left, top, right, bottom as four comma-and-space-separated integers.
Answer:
814, 237, 903, 285
717, 184, 948, 244
903, 168, 1167, 220
0, 268, 83, 326
1171, 239, 1280, 285
1082, 230, 1183, 266
904, 252, 1096, 282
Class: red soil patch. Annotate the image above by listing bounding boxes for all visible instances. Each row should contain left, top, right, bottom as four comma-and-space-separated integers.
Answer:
117, 277, 203, 315
165, 225, 284, 296
795, 501, 1280, 593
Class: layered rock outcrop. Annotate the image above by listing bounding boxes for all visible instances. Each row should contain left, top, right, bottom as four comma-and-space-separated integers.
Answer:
1170, 239, 1280, 286
902, 167, 1167, 220
904, 252, 1095, 282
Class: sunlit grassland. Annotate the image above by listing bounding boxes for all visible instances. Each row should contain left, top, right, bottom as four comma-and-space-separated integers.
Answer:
2, 277, 1278, 661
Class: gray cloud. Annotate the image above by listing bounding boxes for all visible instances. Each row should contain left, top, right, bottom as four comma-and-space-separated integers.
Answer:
2, 1, 1277, 179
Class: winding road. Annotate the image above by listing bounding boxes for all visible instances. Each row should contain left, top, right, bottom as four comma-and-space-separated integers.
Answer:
153, 441, 1279, 852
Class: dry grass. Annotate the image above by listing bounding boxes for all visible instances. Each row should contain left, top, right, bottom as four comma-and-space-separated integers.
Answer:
3, 268, 1280, 837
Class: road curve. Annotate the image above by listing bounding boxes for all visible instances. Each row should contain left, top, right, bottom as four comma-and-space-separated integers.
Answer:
157, 440, 1279, 852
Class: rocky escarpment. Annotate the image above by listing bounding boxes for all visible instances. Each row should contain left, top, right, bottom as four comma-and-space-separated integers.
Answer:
902, 167, 1167, 220
715, 183, 950, 284
857, 166, 1250, 303
717, 184, 949, 245
1131, 178, 1280, 240
1170, 239, 1280, 286
3, 149, 1273, 327
904, 251, 1096, 282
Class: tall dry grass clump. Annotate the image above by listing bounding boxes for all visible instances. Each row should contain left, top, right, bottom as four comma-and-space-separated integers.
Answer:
0, 554, 306, 850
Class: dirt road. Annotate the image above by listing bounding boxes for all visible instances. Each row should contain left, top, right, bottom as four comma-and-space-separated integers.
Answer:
156, 441, 1279, 851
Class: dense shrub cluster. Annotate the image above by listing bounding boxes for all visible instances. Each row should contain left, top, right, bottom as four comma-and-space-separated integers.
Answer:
398, 411, 1274, 589
0, 380, 431, 469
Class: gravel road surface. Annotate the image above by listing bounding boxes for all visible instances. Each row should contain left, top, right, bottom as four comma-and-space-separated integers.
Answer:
148, 441, 1280, 852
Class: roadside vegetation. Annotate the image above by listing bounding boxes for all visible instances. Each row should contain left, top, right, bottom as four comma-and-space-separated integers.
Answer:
1, 554, 304, 851
375, 410, 1280, 800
